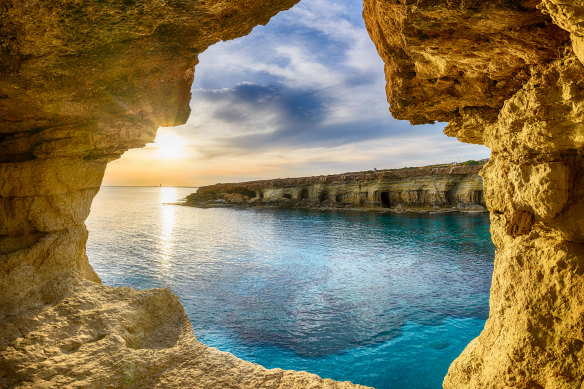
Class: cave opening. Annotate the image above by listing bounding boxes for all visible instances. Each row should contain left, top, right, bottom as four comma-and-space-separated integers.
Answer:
1, 0, 515, 387
299, 187, 309, 200
232, 188, 256, 198
380, 191, 390, 208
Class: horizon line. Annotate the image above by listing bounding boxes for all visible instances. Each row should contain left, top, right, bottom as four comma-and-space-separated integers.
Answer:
101, 185, 198, 188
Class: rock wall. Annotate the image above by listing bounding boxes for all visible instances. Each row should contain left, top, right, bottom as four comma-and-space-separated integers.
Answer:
0, 0, 301, 313
186, 164, 486, 211
0, 1, 366, 388
2, 0, 584, 387
363, 0, 584, 387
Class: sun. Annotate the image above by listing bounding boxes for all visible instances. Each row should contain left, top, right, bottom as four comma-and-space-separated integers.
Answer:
153, 132, 185, 160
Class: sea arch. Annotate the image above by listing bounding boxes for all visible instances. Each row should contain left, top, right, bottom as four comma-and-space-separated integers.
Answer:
1, 0, 583, 388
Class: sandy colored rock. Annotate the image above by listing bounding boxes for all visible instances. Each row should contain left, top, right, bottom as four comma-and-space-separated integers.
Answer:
3, 0, 584, 387
0, 0, 366, 387
441, 51, 584, 389
187, 164, 486, 211
444, 234, 584, 388
539, 1, 584, 65
363, 1, 584, 386
0, 279, 369, 389
362, 0, 568, 126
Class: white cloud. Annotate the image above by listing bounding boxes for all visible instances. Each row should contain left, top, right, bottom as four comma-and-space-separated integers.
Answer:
104, 0, 490, 187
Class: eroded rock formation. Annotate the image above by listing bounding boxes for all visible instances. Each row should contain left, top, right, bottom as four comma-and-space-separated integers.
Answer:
363, 0, 584, 387
2, 0, 584, 387
0, 1, 367, 387
186, 164, 486, 211
1, 279, 364, 388
0, 0, 302, 312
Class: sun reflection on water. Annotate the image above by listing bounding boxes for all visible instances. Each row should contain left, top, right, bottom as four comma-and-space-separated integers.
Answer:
160, 186, 178, 204
87, 187, 495, 389
158, 187, 177, 277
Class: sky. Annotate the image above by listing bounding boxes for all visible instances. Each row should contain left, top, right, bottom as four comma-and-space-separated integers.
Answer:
102, 0, 490, 187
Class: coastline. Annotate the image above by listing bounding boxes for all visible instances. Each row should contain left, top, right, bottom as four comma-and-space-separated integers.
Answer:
183, 162, 487, 214
181, 202, 488, 214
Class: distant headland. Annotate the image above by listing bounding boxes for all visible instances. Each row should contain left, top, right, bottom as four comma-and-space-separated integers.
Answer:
185, 160, 488, 213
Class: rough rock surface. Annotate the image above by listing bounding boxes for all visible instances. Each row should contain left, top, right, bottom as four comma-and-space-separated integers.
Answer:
1, 278, 365, 388
363, 0, 584, 387
186, 164, 486, 211
3, 0, 584, 387
0, 0, 366, 388
0, 0, 298, 311
540, 1, 584, 64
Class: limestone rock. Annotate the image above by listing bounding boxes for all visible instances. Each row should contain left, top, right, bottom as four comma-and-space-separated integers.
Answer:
0, 0, 297, 304
0, 0, 368, 387
539, 1, 584, 65
363, 1, 584, 386
187, 164, 486, 211
0, 279, 369, 389
441, 52, 584, 388
362, 0, 569, 126
3, 0, 584, 386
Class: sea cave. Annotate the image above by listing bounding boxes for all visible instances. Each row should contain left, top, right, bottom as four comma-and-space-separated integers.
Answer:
1, 0, 583, 388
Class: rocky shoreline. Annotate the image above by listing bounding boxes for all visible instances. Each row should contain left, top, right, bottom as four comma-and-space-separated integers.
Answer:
3, 0, 583, 386
185, 163, 487, 213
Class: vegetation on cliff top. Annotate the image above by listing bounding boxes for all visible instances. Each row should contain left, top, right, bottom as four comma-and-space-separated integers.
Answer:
342, 158, 488, 175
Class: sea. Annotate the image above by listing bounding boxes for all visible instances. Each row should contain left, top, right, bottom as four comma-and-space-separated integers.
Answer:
86, 186, 495, 389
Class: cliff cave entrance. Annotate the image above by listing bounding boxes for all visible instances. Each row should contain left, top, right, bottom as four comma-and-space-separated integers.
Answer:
7, 0, 581, 385
380, 191, 390, 208
299, 187, 309, 200
234, 188, 256, 198
51, 0, 500, 387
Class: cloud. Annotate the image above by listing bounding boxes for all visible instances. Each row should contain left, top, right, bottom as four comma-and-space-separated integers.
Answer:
103, 0, 491, 187
228, 117, 421, 151
184, 0, 396, 158
182, 0, 491, 167
193, 0, 382, 90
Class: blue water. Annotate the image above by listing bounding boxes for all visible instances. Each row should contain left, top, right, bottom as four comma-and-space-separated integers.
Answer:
86, 186, 495, 388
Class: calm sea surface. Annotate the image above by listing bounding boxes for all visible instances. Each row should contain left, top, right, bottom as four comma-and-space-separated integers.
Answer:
86, 186, 495, 389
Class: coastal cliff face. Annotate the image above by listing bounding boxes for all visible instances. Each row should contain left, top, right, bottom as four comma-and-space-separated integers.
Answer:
187, 165, 486, 211
1, 1, 368, 388
363, 1, 584, 387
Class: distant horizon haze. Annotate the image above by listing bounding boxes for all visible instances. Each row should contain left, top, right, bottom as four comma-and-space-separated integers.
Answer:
103, 158, 488, 188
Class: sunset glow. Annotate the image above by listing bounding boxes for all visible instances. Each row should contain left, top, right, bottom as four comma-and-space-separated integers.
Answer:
154, 132, 186, 160
101, 0, 489, 188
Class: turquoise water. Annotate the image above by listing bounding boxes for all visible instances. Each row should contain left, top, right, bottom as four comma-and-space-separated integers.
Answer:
86, 186, 494, 388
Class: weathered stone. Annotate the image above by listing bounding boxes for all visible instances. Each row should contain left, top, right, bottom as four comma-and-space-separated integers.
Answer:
187, 164, 486, 212
362, 0, 569, 125
0, 280, 367, 388
539, 1, 584, 65
0, 1, 371, 388
363, 1, 584, 386
3, 0, 584, 386
444, 234, 584, 388
0, 0, 299, 302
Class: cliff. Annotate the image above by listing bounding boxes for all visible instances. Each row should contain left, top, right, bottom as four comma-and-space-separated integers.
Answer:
363, 0, 584, 387
186, 164, 486, 211
1, 0, 584, 388
0, 1, 367, 388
